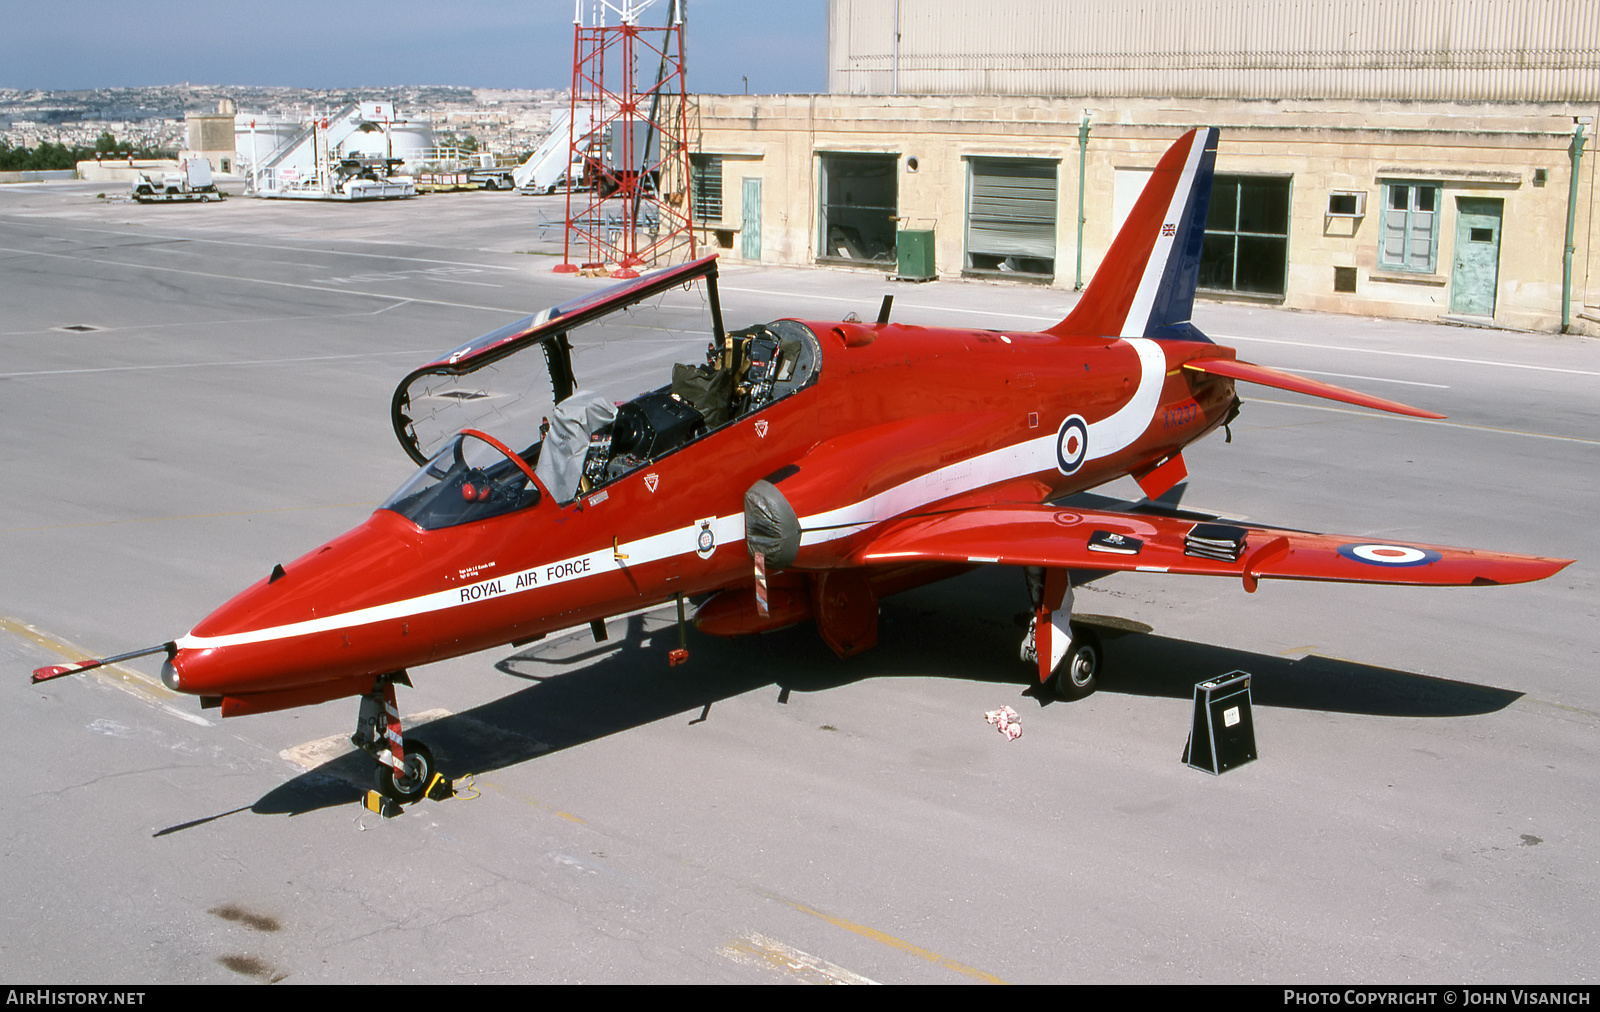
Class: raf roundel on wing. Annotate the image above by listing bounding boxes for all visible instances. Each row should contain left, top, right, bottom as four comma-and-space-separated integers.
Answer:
1337, 544, 1443, 567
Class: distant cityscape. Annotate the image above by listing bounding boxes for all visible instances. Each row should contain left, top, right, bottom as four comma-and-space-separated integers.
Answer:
0, 84, 573, 157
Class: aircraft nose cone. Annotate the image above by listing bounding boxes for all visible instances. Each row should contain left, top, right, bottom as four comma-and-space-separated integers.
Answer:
160, 644, 227, 696
160, 655, 181, 691
168, 510, 426, 699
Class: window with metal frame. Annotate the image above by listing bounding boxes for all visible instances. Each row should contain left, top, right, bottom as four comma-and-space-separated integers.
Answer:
1380, 182, 1440, 273
691, 154, 723, 223
1199, 175, 1291, 297
818, 152, 898, 264
965, 158, 1059, 277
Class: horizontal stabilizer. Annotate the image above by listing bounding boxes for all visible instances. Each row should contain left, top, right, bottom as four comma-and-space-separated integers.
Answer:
1184, 357, 1446, 419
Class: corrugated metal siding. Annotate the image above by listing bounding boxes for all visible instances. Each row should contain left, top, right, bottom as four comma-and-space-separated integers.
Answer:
829, 0, 1600, 101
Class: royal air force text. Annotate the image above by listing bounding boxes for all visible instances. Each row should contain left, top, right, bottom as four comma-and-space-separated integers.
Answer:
458, 558, 594, 603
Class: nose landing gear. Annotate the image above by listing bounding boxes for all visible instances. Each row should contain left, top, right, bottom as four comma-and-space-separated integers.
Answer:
353, 673, 448, 804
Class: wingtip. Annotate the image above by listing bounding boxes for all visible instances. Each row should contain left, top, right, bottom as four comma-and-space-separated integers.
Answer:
1401, 406, 1449, 420
1469, 555, 1575, 586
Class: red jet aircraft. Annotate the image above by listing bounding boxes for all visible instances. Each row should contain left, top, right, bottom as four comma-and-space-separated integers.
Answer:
34, 128, 1572, 802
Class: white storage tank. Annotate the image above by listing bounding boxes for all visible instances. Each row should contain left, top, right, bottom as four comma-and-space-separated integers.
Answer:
233, 114, 302, 174
339, 120, 435, 163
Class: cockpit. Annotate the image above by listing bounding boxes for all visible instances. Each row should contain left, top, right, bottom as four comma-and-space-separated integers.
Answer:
383, 257, 819, 530
380, 429, 543, 530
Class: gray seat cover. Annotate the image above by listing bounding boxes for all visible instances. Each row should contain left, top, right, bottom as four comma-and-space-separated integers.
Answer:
534, 390, 617, 503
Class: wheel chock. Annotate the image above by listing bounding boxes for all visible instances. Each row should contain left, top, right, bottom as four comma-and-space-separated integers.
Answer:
423, 772, 454, 802
363, 789, 403, 818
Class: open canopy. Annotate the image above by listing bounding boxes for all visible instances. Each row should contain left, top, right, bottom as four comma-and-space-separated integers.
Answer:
381, 252, 823, 529
390, 255, 725, 466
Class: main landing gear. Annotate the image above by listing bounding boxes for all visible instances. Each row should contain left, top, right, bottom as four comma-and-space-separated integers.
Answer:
352, 673, 441, 804
1020, 614, 1104, 700
1021, 567, 1104, 701
1051, 625, 1102, 701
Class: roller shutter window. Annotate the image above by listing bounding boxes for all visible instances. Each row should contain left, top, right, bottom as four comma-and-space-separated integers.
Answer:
966, 158, 1058, 277
690, 154, 723, 223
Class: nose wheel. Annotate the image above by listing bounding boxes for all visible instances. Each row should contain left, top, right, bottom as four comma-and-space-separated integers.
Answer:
374, 738, 436, 803
353, 674, 446, 804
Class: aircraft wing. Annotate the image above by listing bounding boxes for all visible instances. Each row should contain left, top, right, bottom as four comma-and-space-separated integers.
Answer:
852, 503, 1571, 591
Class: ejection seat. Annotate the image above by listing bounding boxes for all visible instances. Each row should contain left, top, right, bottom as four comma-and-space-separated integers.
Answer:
534, 390, 618, 503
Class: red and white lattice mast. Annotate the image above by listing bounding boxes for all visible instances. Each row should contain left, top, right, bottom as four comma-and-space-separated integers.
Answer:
556, 0, 695, 278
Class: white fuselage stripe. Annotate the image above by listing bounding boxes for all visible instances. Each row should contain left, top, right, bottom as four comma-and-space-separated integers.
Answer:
177, 512, 748, 650
1084, 338, 1167, 459
801, 338, 1165, 544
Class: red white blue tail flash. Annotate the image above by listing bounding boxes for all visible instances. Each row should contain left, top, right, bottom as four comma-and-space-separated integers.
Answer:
1052, 127, 1218, 342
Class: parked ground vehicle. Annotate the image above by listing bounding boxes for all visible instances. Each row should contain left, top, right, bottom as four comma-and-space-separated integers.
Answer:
132, 158, 223, 203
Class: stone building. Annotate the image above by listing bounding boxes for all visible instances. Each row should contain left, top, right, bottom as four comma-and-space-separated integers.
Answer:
184, 99, 238, 174
685, 0, 1600, 334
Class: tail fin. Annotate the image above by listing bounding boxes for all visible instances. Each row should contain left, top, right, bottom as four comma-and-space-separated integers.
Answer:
1050, 127, 1218, 342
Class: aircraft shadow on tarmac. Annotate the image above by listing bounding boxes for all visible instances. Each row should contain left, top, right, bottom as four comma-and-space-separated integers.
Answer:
246, 566, 1520, 817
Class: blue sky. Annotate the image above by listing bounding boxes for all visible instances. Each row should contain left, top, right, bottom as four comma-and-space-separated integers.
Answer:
2, 1, 828, 94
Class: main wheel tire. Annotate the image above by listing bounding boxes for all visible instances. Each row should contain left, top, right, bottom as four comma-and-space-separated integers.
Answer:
374, 739, 436, 803
1052, 626, 1102, 701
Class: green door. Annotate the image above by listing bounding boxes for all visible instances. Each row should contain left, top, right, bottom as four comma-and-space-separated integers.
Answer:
741, 178, 761, 261
1450, 197, 1502, 317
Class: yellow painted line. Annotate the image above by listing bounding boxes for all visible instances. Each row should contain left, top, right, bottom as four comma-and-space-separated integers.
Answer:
1246, 396, 1600, 445
1215, 332, 1600, 378
279, 709, 454, 772
5, 616, 173, 696
281, 713, 597, 818
449, 766, 1003, 983
4, 616, 209, 725
1300, 650, 1358, 666
770, 895, 1007, 984
477, 778, 587, 825
291, 711, 584, 819
1512, 696, 1600, 721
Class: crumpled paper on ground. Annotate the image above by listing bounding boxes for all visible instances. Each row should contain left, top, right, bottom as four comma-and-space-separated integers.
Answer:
985, 705, 1022, 740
